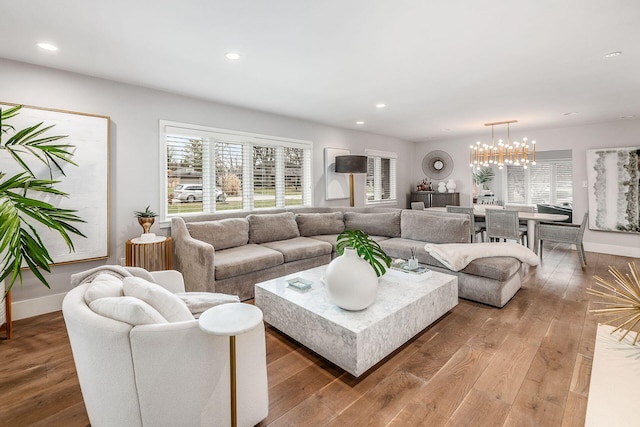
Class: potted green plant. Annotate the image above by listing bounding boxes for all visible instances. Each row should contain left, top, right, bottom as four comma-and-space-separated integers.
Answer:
325, 230, 392, 311
0, 105, 85, 294
134, 205, 157, 234
472, 166, 495, 196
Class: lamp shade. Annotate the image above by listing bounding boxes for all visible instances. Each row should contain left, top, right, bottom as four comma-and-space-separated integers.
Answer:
335, 155, 368, 174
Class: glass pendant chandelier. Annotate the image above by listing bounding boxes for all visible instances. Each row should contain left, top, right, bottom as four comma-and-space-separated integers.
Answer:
469, 120, 536, 170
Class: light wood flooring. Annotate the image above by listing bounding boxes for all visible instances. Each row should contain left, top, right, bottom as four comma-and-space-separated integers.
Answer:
0, 244, 636, 426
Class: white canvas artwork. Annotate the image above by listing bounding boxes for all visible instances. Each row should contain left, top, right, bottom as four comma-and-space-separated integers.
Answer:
324, 147, 350, 200
1, 103, 110, 263
586, 146, 640, 233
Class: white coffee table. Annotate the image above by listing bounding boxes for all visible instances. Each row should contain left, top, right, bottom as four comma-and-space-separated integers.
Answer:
255, 265, 458, 376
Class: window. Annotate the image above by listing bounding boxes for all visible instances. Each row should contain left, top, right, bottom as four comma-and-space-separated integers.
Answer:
161, 121, 312, 220
365, 149, 397, 204
505, 150, 573, 205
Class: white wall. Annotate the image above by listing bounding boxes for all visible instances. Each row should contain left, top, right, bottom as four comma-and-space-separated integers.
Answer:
0, 59, 414, 317
415, 121, 640, 257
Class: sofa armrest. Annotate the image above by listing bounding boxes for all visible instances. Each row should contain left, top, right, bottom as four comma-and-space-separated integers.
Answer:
171, 217, 216, 292
150, 270, 186, 293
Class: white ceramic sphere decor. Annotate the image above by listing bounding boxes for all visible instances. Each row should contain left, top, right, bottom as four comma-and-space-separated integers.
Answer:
324, 248, 379, 311
437, 182, 447, 193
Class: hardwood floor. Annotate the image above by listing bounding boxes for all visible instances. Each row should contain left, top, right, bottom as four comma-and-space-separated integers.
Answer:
0, 245, 635, 426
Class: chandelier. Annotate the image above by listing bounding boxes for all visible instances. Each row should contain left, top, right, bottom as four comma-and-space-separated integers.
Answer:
469, 120, 536, 170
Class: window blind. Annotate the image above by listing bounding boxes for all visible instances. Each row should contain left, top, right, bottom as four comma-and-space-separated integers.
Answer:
160, 120, 313, 218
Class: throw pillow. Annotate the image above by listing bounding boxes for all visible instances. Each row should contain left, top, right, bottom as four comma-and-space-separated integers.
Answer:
186, 218, 249, 250
84, 274, 124, 305
296, 212, 345, 236
175, 292, 240, 318
89, 297, 168, 325
247, 212, 300, 244
123, 277, 193, 322
344, 211, 401, 237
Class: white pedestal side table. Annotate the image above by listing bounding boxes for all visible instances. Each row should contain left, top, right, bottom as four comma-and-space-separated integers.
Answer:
198, 303, 263, 427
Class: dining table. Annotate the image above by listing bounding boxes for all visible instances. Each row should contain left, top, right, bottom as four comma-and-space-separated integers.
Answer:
425, 206, 570, 254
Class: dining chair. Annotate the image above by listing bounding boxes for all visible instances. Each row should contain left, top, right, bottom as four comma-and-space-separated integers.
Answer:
485, 208, 526, 245
538, 212, 588, 269
504, 204, 536, 245
446, 205, 485, 242
411, 201, 426, 210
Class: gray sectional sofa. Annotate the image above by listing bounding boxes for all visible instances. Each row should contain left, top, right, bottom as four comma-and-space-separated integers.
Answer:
171, 207, 524, 307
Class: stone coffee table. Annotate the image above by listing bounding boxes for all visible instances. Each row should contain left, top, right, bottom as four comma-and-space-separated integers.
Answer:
254, 265, 458, 376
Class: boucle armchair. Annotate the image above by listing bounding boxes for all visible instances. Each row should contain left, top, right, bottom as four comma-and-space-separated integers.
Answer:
62, 268, 268, 427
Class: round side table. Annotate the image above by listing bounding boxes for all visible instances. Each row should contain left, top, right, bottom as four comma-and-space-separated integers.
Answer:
198, 303, 263, 427
125, 236, 172, 271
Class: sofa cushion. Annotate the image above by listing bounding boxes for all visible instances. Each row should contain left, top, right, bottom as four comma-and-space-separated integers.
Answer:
89, 297, 169, 325
295, 212, 345, 236
261, 237, 333, 262
215, 244, 284, 280
310, 234, 390, 253
247, 212, 300, 244
84, 274, 124, 304
123, 277, 193, 322
461, 257, 521, 282
400, 210, 470, 243
186, 218, 249, 250
344, 211, 401, 237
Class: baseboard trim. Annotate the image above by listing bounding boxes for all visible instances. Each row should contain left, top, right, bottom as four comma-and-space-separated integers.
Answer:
584, 242, 640, 258
12, 292, 66, 321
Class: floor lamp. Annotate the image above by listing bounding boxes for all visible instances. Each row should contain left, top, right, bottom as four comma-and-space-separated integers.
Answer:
335, 155, 368, 207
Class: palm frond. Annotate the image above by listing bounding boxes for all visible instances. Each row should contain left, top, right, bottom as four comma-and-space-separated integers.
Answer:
336, 229, 392, 277
1, 105, 85, 293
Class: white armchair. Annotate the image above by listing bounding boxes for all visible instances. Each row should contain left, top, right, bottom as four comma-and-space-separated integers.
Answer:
62, 269, 268, 427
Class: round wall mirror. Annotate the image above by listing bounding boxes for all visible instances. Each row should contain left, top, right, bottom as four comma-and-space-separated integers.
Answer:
421, 150, 453, 179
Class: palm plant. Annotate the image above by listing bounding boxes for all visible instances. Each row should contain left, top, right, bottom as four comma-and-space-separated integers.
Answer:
336, 229, 391, 277
472, 166, 495, 189
0, 105, 85, 294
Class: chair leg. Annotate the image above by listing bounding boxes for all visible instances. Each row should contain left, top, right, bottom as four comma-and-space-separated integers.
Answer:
577, 243, 586, 269
539, 241, 543, 258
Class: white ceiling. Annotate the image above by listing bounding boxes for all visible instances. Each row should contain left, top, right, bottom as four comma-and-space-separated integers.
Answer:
1, 1, 639, 141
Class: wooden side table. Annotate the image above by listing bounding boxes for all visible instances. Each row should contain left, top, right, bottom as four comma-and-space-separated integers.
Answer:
125, 236, 172, 271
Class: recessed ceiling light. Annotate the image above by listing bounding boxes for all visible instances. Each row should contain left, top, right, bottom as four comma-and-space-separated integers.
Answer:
356, 121, 365, 125
225, 52, 241, 60
375, 103, 386, 109
563, 112, 578, 116
441, 128, 450, 131
620, 115, 636, 119
604, 51, 622, 58
37, 42, 58, 51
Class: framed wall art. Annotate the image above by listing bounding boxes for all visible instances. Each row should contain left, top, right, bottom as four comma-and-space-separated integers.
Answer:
586, 146, 640, 233
324, 147, 350, 200
1, 102, 111, 264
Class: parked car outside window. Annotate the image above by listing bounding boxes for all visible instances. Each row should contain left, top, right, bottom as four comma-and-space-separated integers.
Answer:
171, 184, 226, 203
